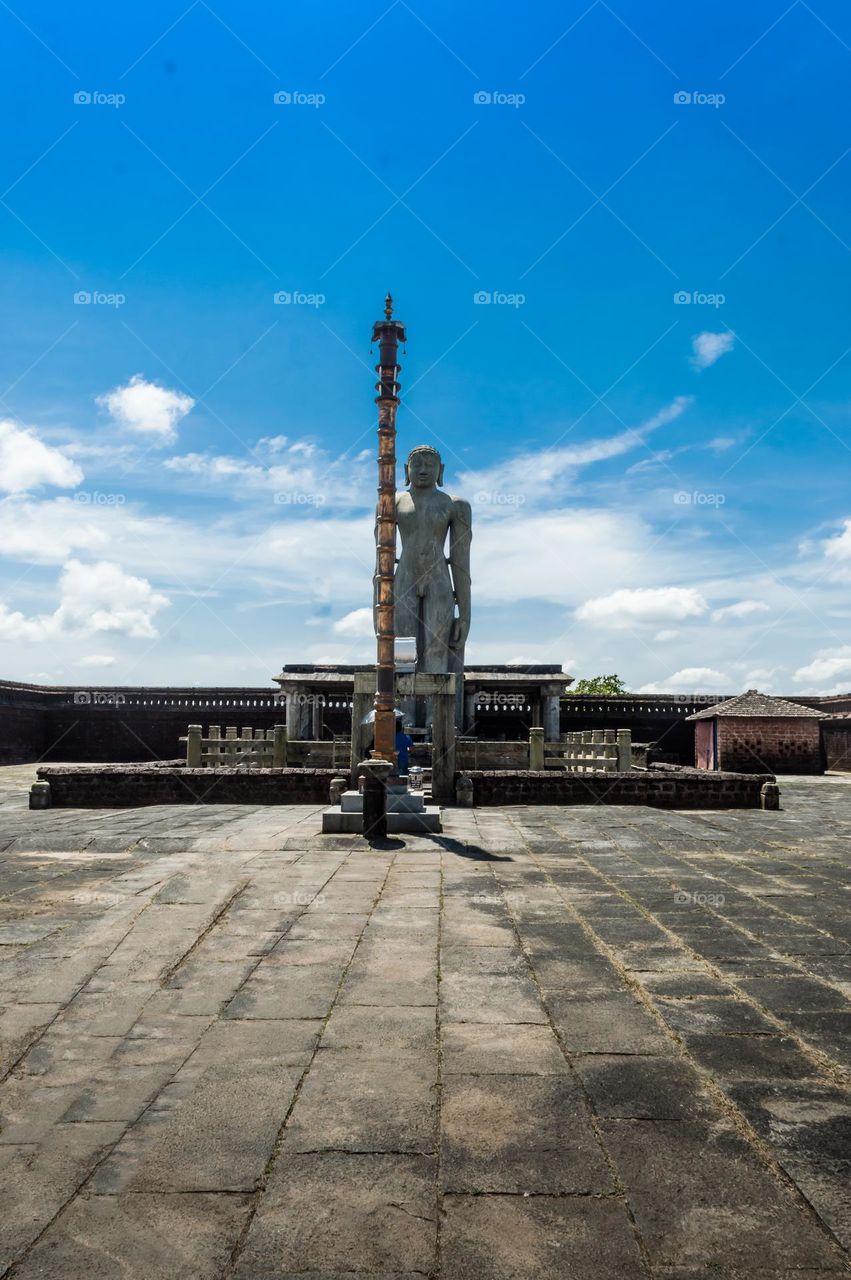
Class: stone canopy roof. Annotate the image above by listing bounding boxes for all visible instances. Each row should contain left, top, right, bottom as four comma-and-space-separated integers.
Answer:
686, 690, 828, 722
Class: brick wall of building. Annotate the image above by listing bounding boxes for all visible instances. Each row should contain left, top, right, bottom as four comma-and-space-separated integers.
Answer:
716, 717, 823, 774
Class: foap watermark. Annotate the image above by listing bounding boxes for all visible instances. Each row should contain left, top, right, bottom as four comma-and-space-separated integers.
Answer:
471, 890, 527, 907
673, 290, 725, 308
74, 90, 125, 108
473, 290, 526, 307
74, 491, 126, 506
674, 490, 726, 507
476, 692, 526, 706
74, 290, 126, 308
673, 90, 726, 108
273, 290, 325, 308
274, 491, 326, 507
72, 890, 126, 905
73, 691, 126, 706
473, 490, 526, 507
272, 890, 326, 907
474, 90, 525, 107
674, 890, 725, 907
273, 90, 325, 107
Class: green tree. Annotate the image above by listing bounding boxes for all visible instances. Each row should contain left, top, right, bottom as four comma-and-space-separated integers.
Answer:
570, 674, 629, 695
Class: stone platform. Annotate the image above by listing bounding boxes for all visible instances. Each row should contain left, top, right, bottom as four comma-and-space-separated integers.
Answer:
322, 785, 442, 834
0, 763, 849, 1279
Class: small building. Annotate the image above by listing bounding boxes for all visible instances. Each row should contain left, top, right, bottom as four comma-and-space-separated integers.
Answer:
272, 664, 573, 740
686, 690, 827, 775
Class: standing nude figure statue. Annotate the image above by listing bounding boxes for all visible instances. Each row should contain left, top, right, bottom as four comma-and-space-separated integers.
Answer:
391, 445, 472, 674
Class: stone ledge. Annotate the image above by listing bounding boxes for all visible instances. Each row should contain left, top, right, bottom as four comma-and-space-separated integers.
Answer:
460, 768, 775, 809
36, 765, 338, 808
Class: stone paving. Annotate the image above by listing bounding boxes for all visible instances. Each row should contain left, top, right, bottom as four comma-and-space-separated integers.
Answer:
0, 763, 849, 1279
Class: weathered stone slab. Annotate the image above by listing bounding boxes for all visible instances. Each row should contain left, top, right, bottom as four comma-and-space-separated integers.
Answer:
573, 1054, 718, 1120
599, 1118, 844, 1271
441, 1023, 568, 1075
0, 1122, 125, 1273
282, 1053, 436, 1153
441, 1194, 646, 1279
224, 965, 342, 1020
10, 1191, 252, 1280
546, 990, 670, 1054
233, 1153, 435, 1276
129, 1063, 303, 1191
441, 1074, 611, 1193
440, 972, 547, 1024
321, 1005, 436, 1056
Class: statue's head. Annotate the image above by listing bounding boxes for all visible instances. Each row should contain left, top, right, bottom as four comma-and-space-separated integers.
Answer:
405, 445, 444, 489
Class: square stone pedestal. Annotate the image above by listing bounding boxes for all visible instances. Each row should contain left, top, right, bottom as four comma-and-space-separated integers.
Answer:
321, 784, 442, 834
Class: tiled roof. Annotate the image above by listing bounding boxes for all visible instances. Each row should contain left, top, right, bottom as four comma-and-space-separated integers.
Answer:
687, 689, 828, 721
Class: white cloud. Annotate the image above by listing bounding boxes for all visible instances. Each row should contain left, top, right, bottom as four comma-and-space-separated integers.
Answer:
0, 420, 83, 494
333, 607, 374, 637
78, 653, 117, 667
0, 559, 168, 643
655, 629, 680, 642
712, 599, 769, 622
166, 440, 373, 508
576, 586, 708, 629
707, 435, 737, 452
97, 374, 195, 442
459, 397, 692, 505
818, 518, 851, 579
690, 331, 735, 371
793, 646, 851, 688
638, 666, 730, 693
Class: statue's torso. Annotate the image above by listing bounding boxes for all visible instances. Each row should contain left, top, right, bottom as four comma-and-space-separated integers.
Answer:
395, 489, 454, 599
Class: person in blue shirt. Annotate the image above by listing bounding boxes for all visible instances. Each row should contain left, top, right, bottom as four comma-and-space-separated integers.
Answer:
395, 716, 413, 776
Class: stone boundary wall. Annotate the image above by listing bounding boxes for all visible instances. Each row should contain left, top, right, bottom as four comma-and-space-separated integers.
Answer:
2, 678, 846, 766
463, 768, 774, 809
455, 740, 529, 770
36, 765, 338, 808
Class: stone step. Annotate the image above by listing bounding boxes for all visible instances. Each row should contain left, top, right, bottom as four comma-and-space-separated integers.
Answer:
321, 805, 442, 834
340, 790, 426, 814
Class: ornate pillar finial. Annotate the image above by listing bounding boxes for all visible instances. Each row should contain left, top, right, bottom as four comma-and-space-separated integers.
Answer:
384, 292, 393, 320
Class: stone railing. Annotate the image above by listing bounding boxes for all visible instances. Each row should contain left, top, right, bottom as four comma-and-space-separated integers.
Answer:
529, 727, 631, 772
180, 726, 352, 771
182, 724, 287, 768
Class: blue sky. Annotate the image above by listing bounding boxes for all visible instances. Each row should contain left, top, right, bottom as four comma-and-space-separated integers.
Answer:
1, 0, 850, 693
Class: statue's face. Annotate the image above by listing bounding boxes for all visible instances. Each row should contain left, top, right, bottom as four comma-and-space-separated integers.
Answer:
408, 451, 440, 489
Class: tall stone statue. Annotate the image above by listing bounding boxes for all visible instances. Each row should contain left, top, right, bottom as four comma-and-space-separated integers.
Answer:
393, 445, 472, 674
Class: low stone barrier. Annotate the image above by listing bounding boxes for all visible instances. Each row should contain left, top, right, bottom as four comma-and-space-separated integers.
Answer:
35, 765, 337, 808
461, 767, 776, 809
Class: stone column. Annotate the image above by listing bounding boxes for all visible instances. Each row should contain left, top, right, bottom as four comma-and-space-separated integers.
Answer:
350, 674, 374, 788
543, 688, 561, 742
284, 686, 310, 741
529, 726, 545, 770
464, 687, 479, 734
430, 674, 456, 806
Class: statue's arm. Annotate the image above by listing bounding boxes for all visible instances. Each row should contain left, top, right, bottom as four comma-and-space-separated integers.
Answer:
449, 496, 472, 641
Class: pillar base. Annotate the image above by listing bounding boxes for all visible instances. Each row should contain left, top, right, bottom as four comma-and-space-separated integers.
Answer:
357, 758, 394, 840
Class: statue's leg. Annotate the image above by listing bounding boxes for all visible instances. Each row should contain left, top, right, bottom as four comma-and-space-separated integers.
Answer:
421, 587, 453, 674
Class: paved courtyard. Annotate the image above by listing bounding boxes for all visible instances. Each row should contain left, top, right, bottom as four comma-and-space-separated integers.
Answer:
0, 764, 849, 1279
